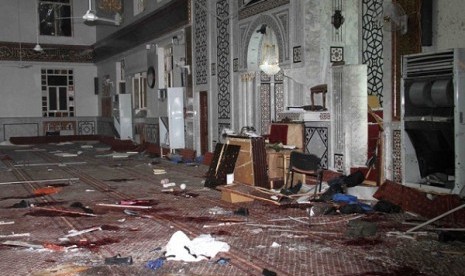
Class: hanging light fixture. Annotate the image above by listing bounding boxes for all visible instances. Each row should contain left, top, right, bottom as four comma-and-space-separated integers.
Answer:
259, 26, 280, 76
33, 0, 44, 52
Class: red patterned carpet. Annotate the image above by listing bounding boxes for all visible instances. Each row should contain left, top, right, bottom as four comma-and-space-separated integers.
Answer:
0, 141, 464, 276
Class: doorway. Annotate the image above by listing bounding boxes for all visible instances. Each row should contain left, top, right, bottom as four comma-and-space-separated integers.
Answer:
199, 91, 208, 155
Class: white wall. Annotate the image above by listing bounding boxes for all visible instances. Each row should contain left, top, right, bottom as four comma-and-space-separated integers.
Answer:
0, 63, 98, 118
0, 0, 96, 46
0, 65, 42, 117
432, 0, 465, 51
74, 65, 99, 116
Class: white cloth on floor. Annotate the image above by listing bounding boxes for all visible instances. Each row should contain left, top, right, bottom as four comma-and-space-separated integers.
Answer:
165, 230, 230, 262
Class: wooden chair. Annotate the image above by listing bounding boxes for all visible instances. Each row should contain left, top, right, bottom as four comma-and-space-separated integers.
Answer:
285, 151, 323, 197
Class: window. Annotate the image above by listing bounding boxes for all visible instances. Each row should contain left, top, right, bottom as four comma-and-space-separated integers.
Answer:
39, 0, 72, 37
42, 69, 74, 117
132, 72, 147, 109
164, 47, 173, 87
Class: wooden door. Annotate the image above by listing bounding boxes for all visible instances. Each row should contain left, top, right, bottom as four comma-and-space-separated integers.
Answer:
200, 91, 208, 155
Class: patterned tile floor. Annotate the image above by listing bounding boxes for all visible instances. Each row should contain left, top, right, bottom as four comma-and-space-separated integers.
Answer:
0, 141, 464, 276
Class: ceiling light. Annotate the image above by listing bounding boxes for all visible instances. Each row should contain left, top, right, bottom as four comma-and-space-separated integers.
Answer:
259, 26, 280, 75
33, 44, 43, 52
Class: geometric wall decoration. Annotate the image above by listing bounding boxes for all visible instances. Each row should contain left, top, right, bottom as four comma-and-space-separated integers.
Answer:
260, 83, 271, 134
43, 121, 76, 135
274, 70, 284, 118
239, 0, 290, 20
0, 42, 94, 63
293, 46, 302, 63
216, 0, 231, 131
392, 129, 402, 183
260, 71, 271, 83
194, 0, 208, 85
144, 124, 159, 144
77, 121, 96, 135
259, 68, 284, 134
305, 126, 329, 169
211, 63, 216, 76
274, 83, 285, 119
334, 153, 344, 172
330, 46, 344, 62
362, 0, 384, 106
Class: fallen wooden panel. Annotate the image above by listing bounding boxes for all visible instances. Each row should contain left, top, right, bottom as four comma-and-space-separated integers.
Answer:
221, 188, 254, 203
219, 183, 285, 205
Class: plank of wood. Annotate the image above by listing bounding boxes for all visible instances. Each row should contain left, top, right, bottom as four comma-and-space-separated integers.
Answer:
2, 240, 43, 249
96, 203, 152, 209
406, 203, 465, 233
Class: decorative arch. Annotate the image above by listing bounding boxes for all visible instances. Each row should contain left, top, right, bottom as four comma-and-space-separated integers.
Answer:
242, 15, 286, 71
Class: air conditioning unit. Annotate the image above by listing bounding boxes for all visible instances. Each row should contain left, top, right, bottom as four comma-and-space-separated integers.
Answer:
401, 49, 465, 196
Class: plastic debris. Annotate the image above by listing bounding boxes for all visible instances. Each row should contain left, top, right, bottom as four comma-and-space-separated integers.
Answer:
104, 254, 133, 265
146, 257, 165, 270
270, 242, 281, 248
33, 186, 62, 196
216, 257, 230, 265
163, 182, 176, 188
153, 169, 167, 175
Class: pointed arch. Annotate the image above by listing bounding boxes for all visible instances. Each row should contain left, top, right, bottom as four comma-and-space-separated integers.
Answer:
242, 15, 286, 71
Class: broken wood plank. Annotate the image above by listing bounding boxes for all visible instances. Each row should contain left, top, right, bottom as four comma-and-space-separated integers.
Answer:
96, 203, 152, 209
432, 228, 465, 231
2, 240, 43, 249
202, 222, 247, 228
0, 233, 30, 238
406, 203, 465, 233
65, 226, 102, 238
307, 214, 365, 226
31, 206, 97, 217
268, 229, 340, 235
245, 223, 292, 229
268, 217, 308, 222
0, 178, 79, 186
14, 162, 87, 167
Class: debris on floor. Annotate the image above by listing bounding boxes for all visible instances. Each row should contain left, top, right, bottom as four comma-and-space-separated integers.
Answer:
345, 219, 377, 238
2, 240, 43, 249
65, 226, 102, 238
31, 264, 89, 276
164, 230, 230, 262
153, 168, 167, 175
1, 140, 465, 275
33, 186, 62, 196
96, 203, 152, 209
146, 257, 165, 270
0, 232, 30, 238
104, 254, 133, 265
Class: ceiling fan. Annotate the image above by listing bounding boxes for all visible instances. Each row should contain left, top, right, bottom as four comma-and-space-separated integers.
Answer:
377, 2, 408, 35
80, 0, 122, 26
57, 0, 122, 26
